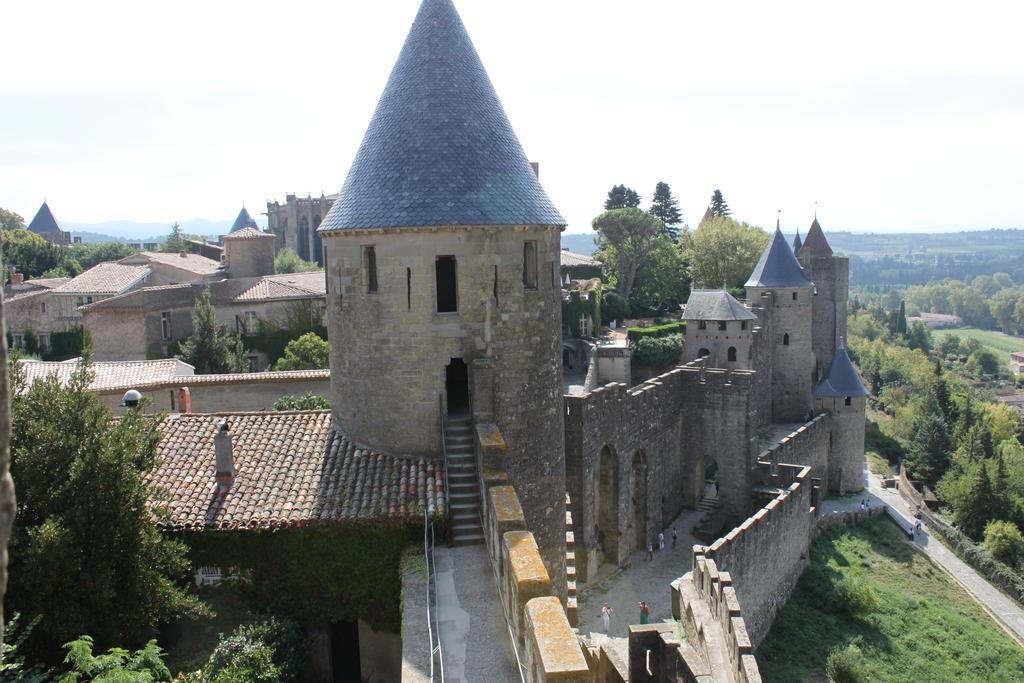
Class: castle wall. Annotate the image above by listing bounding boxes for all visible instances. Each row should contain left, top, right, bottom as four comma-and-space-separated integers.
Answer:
684, 319, 754, 370
759, 414, 831, 492
746, 287, 813, 422
324, 224, 566, 590
564, 363, 758, 582
800, 253, 849, 380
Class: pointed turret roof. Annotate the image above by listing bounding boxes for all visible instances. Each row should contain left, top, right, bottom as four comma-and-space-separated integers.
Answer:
230, 207, 259, 232
800, 217, 833, 256
319, 0, 564, 232
27, 201, 61, 234
745, 228, 811, 288
792, 229, 802, 253
814, 340, 868, 398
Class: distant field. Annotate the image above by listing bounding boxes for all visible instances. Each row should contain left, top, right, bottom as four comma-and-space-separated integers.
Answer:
932, 327, 1024, 363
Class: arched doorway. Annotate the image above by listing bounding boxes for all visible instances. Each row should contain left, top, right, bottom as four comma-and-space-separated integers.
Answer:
595, 446, 619, 565
632, 450, 647, 551
445, 358, 469, 418
704, 457, 719, 500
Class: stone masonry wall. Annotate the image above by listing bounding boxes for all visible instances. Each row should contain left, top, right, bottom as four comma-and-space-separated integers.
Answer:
747, 287, 814, 422
815, 395, 866, 494
759, 414, 831, 492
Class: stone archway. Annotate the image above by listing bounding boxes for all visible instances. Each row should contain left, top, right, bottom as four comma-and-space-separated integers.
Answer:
632, 449, 648, 551
595, 445, 620, 566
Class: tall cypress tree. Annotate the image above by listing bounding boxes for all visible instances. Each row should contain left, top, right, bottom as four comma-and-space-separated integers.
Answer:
956, 462, 996, 539
710, 189, 731, 217
605, 185, 641, 210
896, 300, 909, 335
649, 182, 683, 238
906, 411, 951, 487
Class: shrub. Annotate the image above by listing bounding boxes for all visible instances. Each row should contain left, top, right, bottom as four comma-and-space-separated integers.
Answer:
984, 520, 1024, 567
631, 333, 683, 368
835, 576, 880, 618
274, 393, 331, 411
600, 291, 630, 324
274, 332, 329, 371
235, 617, 304, 681
825, 643, 868, 683
61, 635, 172, 682
626, 321, 685, 342
206, 634, 279, 683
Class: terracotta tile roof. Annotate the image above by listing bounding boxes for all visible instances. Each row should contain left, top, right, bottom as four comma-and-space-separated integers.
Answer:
234, 272, 325, 302
53, 263, 151, 295
223, 227, 275, 241
147, 412, 446, 530
18, 358, 195, 393
120, 251, 223, 275
559, 250, 601, 268
4, 278, 69, 303
24, 277, 70, 289
136, 368, 330, 390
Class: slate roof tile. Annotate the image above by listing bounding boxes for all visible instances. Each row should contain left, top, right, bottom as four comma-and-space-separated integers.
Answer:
320, 0, 564, 231
814, 342, 868, 398
147, 412, 446, 529
745, 229, 811, 289
799, 218, 833, 256
683, 290, 757, 321
230, 207, 259, 232
26, 201, 62, 233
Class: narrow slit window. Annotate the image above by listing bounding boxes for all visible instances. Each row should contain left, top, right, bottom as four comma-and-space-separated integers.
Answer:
783, 333, 790, 346
364, 246, 378, 293
792, 291, 798, 301
493, 265, 499, 305
523, 241, 538, 289
845, 396, 852, 406
436, 256, 457, 313
718, 321, 727, 331
728, 347, 737, 362
698, 320, 707, 330
407, 268, 412, 311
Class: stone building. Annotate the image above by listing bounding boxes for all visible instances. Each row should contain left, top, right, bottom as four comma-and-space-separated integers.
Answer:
813, 339, 868, 493
266, 193, 335, 265
25, 201, 71, 244
798, 217, 849, 381
682, 289, 757, 370
319, 0, 567, 590
3, 276, 69, 353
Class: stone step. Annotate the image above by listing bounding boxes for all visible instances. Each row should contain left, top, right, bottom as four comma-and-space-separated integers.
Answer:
452, 533, 485, 546
566, 597, 578, 627
566, 551, 576, 564
448, 471, 476, 482
449, 491, 479, 502
567, 579, 576, 597
566, 565, 577, 580
450, 502, 479, 512
566, 510, 573, 526
451, 510, 480, 523
451, 522, 483, 536
449, 481, 478, 493
565, 531, 574, 548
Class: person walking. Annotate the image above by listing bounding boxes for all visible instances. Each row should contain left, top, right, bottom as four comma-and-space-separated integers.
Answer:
639, 601, 650, 625
645, 543, 654, 561
658, 531, 665, 551
601, 603, 612, 633
671, 527, 678, 549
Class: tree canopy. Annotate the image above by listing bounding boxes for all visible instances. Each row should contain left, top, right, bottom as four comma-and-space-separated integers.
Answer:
7, 360, 204, 656
0, 208, 25, 231
591, 208, 663, 301
273, 332, 329, 371
274, 248, 321, 274
1, 229, 72, 281
604, 185, 641, 210
682, 216, 768, 289
710, 189, 731, 217
649, 182, 682, 238
178, 288, 248, 374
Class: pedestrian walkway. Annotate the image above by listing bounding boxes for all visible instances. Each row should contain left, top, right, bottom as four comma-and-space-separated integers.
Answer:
576, 505, 705, 660
822, 464, 1024, 644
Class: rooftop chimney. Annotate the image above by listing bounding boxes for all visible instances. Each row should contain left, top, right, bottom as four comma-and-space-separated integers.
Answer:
214, 419, 234, 492
121, 389, 142, 408
530, 161, 540, 179
10, 272, 23, 285
178, 387, 192, 414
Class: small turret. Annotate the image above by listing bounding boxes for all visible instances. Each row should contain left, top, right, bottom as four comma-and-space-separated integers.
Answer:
814, 339, 867, 494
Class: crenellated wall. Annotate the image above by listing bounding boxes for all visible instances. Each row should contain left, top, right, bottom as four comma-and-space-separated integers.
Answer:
564, 362, 758, 582
757, 414, 831, 491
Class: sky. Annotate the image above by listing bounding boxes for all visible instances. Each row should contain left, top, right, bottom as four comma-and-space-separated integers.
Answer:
3, 0, 1024, 235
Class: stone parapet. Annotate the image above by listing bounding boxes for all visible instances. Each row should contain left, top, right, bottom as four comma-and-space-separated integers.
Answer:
523, 597, 590, 682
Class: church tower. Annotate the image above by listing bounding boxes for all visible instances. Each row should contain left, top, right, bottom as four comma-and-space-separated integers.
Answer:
746, 228, 815, 423
814, 339, 868, 493
798, 218, 849, 381
319, 0, 567, 587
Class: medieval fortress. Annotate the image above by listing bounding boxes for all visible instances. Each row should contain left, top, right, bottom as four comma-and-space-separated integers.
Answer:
313, 0, 867, 680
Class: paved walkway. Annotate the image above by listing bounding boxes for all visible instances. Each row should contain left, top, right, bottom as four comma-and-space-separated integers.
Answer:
433, 544, 522, 682
822, 464, 1024, 644
576, 505, 706, 660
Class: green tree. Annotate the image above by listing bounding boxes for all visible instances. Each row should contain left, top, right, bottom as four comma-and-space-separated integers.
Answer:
600, 291, 630, 324
7, 361, 205, 655
649, 182, 682, 238
66, 242, 137, 272
274, 393, 331, 411
938, 333, 961, 357
21, 327, 39, 357
178, 289, 248, 374
60, 636, 172, 682
603, 185, 641, 210
966, 348, 1001, 377
274, 248, 320, 274
896, 301, 908, 335
983, 519, 1024, 566
825, 642, 868, 683
955, 462, 996, 539
709, 189, 731, 217
0, 208, 25, 231
623, 236, 690, 315
164, 222, 185, 253
907, 321, 930, 352
273, 332, 329, 371
682, 216, 769, 289
591, 208, 663, 300
2, 228, 72, 281
905, 412, 950, 487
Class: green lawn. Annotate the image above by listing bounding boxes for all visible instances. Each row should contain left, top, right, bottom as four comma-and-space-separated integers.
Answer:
932, 327, 1024, 364
757, 518, 1024, 682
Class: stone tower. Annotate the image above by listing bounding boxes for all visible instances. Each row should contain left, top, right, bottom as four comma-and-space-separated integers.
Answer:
318, 0, 567, 587
746, 228, 815, 423
814, 339, 868, 493
797, 218, 849, 381
222, 227, 276, 279
683, 289, 757, 370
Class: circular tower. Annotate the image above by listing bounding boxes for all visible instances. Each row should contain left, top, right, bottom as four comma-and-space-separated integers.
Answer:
318, 0, 567, 588
746, 227, 815, 422
813, 340, 868, 493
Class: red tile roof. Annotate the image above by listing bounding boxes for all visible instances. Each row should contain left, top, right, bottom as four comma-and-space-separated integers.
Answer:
19, 358, 195, 393
147, 412, 446, 530
222, 227, 275, 241
53, 263, 151, 295
233, 272, 326, 302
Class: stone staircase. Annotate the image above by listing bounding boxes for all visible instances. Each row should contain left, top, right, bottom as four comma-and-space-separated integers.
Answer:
565, 492, 579, 626
694, 495, 722, 543
445, 416, 484, 546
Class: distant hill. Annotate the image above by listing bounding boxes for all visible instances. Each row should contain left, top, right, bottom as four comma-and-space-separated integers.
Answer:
561, 233, 598, 255
825, 229, 1024, 258
63, 217, 268, 243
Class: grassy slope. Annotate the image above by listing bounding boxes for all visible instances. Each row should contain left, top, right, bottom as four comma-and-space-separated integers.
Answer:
756, 518, 1024, 682
932, 327, 1024, 364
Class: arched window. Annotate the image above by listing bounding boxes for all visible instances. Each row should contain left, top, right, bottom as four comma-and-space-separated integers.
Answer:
783, 333, 790, 346
698, 348, 710, 358
298, 216, 310, 261
728, 347, 737, 362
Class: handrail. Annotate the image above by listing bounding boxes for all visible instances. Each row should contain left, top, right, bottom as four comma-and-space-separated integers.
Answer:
424, 507, 435, 682
439, 395, 451, 524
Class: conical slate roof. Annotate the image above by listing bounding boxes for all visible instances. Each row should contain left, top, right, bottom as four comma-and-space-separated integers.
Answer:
814, 340, 868, 398
800, 218, 833, 256
27, 201, 61, 234
230, 207, 259, 232
319, 0, 564, 232
745, 228, 811, 288
792, 230, 802, 253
